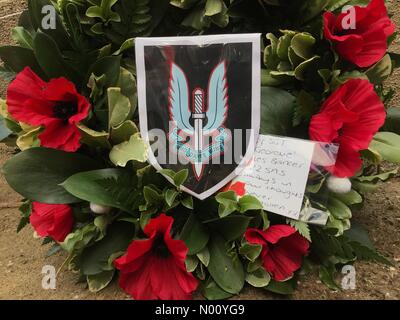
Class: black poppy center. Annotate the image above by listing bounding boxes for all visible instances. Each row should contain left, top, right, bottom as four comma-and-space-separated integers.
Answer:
53, 102, 77, 121
152, 234, 171, 258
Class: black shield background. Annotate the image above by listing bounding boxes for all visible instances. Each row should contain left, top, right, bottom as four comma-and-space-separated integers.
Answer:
143, 42, 253, 195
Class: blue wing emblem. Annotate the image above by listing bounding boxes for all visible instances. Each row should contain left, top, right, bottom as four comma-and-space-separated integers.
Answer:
204, 61, 228, 134
169, 63, 193, 133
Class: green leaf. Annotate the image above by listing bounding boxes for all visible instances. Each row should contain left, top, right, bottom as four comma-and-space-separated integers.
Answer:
77, 123, 111, 149
182, 6, 211, 30
17, 200, 32, 233
86, 6, 104, 20
355, 169, 397, 183
159, 168, 176, 180
293, 90, 319, 126
16, 126, 42, 151
208, 235, 245, 294
294, 56, 319, 81
343, 222, 392, 265
87, 270, 114, 292
0, 46, 42, 76
349, 241, 392, 265
202, 278, 234, 300
0, 116, 11, 142
326, 215, 350, 236
80, 222, 135, 275
369, 132, 400, 163
390, 51, 400, 69
164, 189, 179, 207
181, 196, 194, 209
33, 32, 80, 84
185, 255, 199, 272
61, 224, 98, 253
87, 56, 121, 88
331, 189, 363, 205
113, 38, 135, 56
246, 268, 271, 288
143, 185, 163, 205
238, 195, 263, 213
139, 211, 153, 230
94, 215, 112, 237
260, 87, 295, 135
0, 65, 15, 82
239, 242, 262, 262
326, 0, 352, 11
299, 0, 330, 23
117, 67, 137, 113
264, 278, 297, 295
108, 87, 132, 128
366, 54, 392, 84
109, 133, 148, 167
62, 168, 140, 213
327, 197, 352, 220
287, 219, 311, 242
351, 180, 378, 193
247, 259, 262, 273
28, 0, 70, 49
86, 0, 120, 22
110, 120, 138, 145
62, 2, 85, 49
261, 69, 283, 86
2, 148, 100, 204
174, 169, 189, 186
344, 221, 374, 248
17, 216, 30, 233
46, 244, 61, 257
319, 265, 340, 291
291, 32, 316, 60
215, 191, 239, 217
41, 237, 53, 246
205, 0, 223, 16
277, 32, 293, 60
383, 107, 400, 135
12, 27, 34, 49
17, 10, 33, 31
259, 210, 270, 230
180, 213, 210, 255
147, 0, 170, 33
207, 215, 252, 241
170, 0, 198, 9
197, 247, 210, 267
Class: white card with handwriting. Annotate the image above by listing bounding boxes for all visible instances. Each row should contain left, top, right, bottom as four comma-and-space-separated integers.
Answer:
236, 135, 315, 219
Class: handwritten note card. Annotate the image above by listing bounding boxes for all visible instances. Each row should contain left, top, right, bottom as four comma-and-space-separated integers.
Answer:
237, 135, 315, 219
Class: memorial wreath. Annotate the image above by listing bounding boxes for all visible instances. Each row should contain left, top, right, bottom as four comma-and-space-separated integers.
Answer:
0, 0, 399, 299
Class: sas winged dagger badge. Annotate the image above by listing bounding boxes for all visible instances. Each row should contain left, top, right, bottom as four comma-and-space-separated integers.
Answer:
168, 61, 229, 180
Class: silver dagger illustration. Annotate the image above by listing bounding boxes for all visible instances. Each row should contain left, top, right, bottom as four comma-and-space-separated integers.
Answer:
192, 89, 206, 179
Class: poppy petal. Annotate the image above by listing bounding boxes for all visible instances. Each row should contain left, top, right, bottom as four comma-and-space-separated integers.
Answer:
38, 120, 81, 152
29, 203, 74, 242
262, 225, 297, 244
262, 232, 309, 281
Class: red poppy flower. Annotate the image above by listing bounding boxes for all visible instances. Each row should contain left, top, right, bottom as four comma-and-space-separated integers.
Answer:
221, 181, 246, 196
6, 67, 90, 152
323, 0, 396, 67
30, 202, 74, 242
309, 79, 386, 177
114, 214, 198, 300
245, 225, 309, 281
